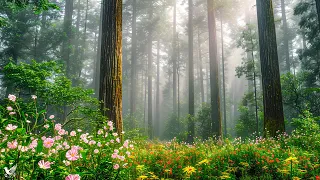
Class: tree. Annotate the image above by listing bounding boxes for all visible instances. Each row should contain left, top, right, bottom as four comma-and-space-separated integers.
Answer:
280, 0, 291, 72
316, 0, 320, 28
187, 0, 195, 143
172, 0, 178, 117
207, 0, 222, 138
256, 0, 285, 137
99, 0, 123, 137
130, 0, 137, 129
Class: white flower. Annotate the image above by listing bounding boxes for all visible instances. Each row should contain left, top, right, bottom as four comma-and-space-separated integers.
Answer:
8, 94, 16, 102
31, 95, 37, 100
5, 124, 18, 131
26, 120, 31, 123
44, 124, 49, 129
49, 115, 55, 119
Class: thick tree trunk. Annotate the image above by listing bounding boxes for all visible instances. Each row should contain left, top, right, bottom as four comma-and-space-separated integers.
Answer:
62, 0, 74, 79
156, 40, 160, 137
130, 0, 137, 129
281, 0, 290, 72
198, 29, 205, 103
221, 19, 227, 137
99, 0, 123, 137
172, 0, 177, 116
207, 0, 222, 139
256, 0, 285, 137
187, 0, 195, 143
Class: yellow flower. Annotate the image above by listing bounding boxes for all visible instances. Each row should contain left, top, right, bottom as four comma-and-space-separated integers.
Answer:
129, 155, 135, 159
197, 159, 209, 165
292, 177, 301, 180
285, 156, 298, 163
136, 165, 145, 171
183, 166, 196, 175
298, 169, 307, 173
240, 162, 249, 167
137, 175, 148, 180
220, 175, 231, 179
278, 168, 289, 174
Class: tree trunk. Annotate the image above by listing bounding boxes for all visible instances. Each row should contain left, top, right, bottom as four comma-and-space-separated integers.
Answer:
156, 40, 160, 137
221, 19, 227, 137
316, 0, 320, 29
62, 0, 74, 79
147, 7, 154, 140
177, 34, 181, 122
256, 0, 285, 137
130, 0, 137, 129
79, 0, 89, 79
172, 0, 177, 116
99, 0, 123, 137
187, 0, 195, 143
207, 0, 222, 139
94, 6, 102, 98
281, 0, 290, 73
198, 29, 205, 103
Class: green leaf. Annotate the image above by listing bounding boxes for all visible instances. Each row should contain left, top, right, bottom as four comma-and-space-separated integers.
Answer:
80, 149, 89, 162
36, 140, 44, 153
17, 128, 26, 135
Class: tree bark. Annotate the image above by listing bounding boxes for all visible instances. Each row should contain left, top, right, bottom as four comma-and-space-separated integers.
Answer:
172, 0, 177, 116
221, 19, 227, 137
99, 0, 123, 137
187, 0, 195, 143
207, 0, 222, 139
156, 40, 160, 137
256, 0, 285, 137
281, 0, 290, 73
316, 0, 320, 29
130, 0, 137, 129
62, 0, 74, 79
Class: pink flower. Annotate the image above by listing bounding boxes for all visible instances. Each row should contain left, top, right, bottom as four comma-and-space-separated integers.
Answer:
116, 138, 120, 143
41, 136, 47, 141
43, 138, 54, 148
123, 140, 129, 148
65, 174, 80, 180
38, 160, 51, 169
6, 106, 13, 111
9, 112, 16, 115
113, 164, 119, 170
63, 160, 71, 166
31, 95, 37, 100
111, 153, 118, 159
5, 124, 18, 131
7, 140, 18, 149
29, 140, 38, 149
58, 129, 66, 135
49, 115, 55, 119
8, 94, 16, 102
55, 136, 62, 140
97, 129, 103, 135
97, 142, 102, 147
94, 149, 99, 154
54, 124, 62, 131
113, 133, 118, 137
66, 149, 80, 161
107, 121, 113, 127
70, 131, 76, 136
44, 124, 49, 129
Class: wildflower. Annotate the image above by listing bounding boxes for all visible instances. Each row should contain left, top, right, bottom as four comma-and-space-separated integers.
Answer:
49, 115, 55, 119
240, 162, 249, 167
137, 175, 148, 180
77, 129, 82, 132
43, 138, 54, 148
97, 129, 103, 135
9, 112, 16, 115
65, 174, 80, 180
136, 165, 144, 171
66, 149, 80, 161
113, 133, 118, 137
26, 120, 31, 123
292, 177, 301, 180
116, 138, 120, 143
197, 159, 209, 165
123, 140, 129, 148
6, 106, 13, 111
285, 156, 299, 164
113, 164, 119, 170
278, 168, 289, 174
5, 124, 18, 131
111, 153, 118, 159
58, 129, 66, 135
44, 124, 49, 129
107, 121, 113, 127
63, 160, 71, 166
94, 149, 99, 154
97, 142, 102, 147
7, 140, 18, 149
70, 131, 76, 136
54, 124, 62, 131
183, 166, 196, 175
8, 94, 16, 102
38, 160, 51, 169
31, 95, 37, 100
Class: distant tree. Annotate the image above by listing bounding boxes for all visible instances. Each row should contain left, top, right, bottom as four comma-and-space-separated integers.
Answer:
256, 0, 285, 137
316, 0, 320, 28
99, 0, 123, 136
130, 0, 137, 129
280, 0, 290, 72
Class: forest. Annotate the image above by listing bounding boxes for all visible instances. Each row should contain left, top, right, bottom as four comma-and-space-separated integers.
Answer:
0, 0, 320, 179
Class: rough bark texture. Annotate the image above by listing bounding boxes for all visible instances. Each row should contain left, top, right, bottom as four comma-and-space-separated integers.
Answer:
99, 0, 123, 137
130, 0, 137, 129
207, 0, 222, 138
316, 0, 320, 29
256, 0, 285, 137
187, 0, 195, 143
280, 0, 290, 72
172, 0, 177, 116
62, 0, 74, 78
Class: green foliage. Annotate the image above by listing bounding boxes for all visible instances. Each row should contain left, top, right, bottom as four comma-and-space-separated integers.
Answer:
2, 60, 104, 128
195, 103, 212, 140
163, 114, 187, 141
